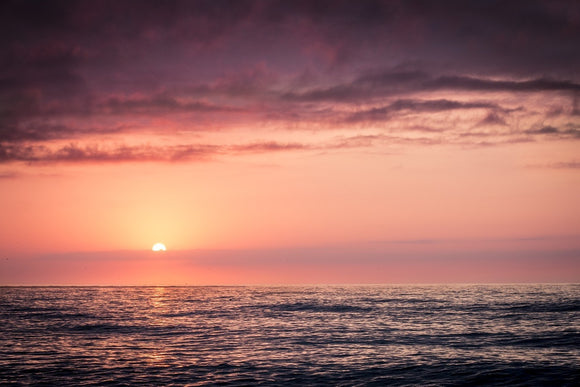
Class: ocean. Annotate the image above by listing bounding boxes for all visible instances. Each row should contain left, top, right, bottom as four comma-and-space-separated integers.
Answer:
0, 285, 578, 386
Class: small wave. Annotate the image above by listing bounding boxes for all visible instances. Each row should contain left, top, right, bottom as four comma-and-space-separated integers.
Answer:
268, 302, 373, 313
504, 300, 580, 313
503, 332, 580, 348
68, 322, 135, 333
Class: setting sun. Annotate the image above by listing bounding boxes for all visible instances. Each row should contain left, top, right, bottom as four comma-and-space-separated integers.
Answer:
152, 243, 166, 252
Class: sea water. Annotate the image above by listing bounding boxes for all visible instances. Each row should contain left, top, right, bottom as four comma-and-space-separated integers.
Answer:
1, 285, 578, 385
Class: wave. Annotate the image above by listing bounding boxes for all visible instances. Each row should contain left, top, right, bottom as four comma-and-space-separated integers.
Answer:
1, 285, 578, 386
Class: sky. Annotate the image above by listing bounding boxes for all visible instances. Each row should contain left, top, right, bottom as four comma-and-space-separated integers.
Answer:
1, 0, 579, 285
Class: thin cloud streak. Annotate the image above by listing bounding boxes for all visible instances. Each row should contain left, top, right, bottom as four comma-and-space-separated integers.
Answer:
283, 73, 580, 103
2, 122, 578, 165
345, 98, 506, 123
0, 141, 315, 164
544, 161, 580, 169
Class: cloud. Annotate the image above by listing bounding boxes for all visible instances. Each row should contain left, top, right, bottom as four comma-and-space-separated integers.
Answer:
0, 171, 19, 179
1, 94, 239, 122
0, 143, 216, 164
526, 160, 580, 170
427, 76, 580, 93
284, 72, 580, 103
230, 141, 309, 153
389, 99, 500, 112
102, 95, 238, 115
346, 98, 503, 122
548, 161, 580, 169
526, 126, 560, 135
331, 134, 442, 149
0, 123, 127, 143
3, 1, 579, 86
478, 112, 507, 126
524, 125, 580, 139
7, 117, 574, 166
281, 71, 425, 102
0, 140, 318, 164
0, 134, 454, 165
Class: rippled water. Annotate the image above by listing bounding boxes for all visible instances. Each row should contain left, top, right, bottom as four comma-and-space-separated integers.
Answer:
1, 285, 579, 385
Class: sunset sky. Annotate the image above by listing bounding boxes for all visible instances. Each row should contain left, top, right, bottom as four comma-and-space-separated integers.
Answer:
1, 0, 579, 285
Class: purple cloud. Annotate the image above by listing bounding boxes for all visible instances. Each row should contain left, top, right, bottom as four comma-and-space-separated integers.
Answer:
1, 0, 579, 165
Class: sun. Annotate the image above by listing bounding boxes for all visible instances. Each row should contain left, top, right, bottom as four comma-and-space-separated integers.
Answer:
152, 243, 167, 252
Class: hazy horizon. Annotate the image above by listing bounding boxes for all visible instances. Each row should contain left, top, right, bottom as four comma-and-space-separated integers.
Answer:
2, 240, 578, 285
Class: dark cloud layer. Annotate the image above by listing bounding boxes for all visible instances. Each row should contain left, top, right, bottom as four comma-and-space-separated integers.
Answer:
1, 0, 579, 164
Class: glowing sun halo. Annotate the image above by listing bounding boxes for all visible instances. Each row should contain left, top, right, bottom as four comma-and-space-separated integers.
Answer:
152, 243, 167, 252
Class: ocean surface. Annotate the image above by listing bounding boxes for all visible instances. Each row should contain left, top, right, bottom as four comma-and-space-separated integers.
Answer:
0, 285, 578, 386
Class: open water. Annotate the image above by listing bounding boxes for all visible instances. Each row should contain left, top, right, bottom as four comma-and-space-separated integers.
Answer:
0, 285, 578, 386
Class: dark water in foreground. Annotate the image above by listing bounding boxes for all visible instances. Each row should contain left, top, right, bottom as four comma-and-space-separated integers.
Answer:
0, 285, 578, 386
